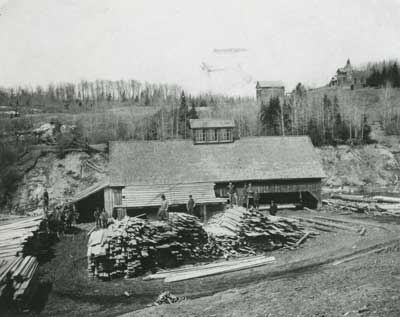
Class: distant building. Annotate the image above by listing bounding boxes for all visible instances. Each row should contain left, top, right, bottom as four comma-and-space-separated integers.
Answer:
256, 81, 285, 105
329, 59, 366, 89
189, 119, 235, 144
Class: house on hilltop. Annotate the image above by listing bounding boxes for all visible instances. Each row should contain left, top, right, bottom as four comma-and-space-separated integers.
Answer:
329, 59, 366, 89
70, 119, 325, 221
256, 81, 285, 105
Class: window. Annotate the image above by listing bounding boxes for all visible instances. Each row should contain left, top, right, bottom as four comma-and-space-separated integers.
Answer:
227, 128, 232, 141
207, 129, 216, 142
202, 129, 207, 142
220, 128, 227, 141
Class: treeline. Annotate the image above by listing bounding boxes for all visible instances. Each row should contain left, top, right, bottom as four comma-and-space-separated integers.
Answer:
259, 84, 372, 146
0, 80, 183, 111
365, 60, 400, 88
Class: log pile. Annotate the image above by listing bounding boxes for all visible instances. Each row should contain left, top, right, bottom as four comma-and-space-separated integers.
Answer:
145, 255, 276, 283
0, 216, 56, 308
88, 213, 210, 280
323, 194, 400, 216
205, 207, 312, 256
0, 256, 39, 307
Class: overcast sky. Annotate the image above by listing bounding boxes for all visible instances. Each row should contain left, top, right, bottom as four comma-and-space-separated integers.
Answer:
0, 0, 399, 95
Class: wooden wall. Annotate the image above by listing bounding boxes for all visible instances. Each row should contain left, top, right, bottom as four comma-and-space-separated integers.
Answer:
104, 187, 123, 216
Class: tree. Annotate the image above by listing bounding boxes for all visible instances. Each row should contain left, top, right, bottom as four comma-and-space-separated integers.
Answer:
259, 97, 281, 135
188, 101, 198, 120
179, 91, 189, 138
361, 114, 372, 143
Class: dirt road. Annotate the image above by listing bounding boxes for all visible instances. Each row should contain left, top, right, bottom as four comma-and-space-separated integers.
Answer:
24, 210, 398, 317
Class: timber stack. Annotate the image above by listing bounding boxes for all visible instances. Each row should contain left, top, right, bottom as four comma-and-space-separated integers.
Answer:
206, 206, 311, 255
88, 213, 210, 280
0, 256, 39, 307
323, 194, 400, 216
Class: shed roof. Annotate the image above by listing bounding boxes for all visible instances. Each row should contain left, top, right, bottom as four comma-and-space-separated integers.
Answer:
68, 179, 109, 204
189, 119, 235, 129
256, 81, 285, 88
122, 183, 224, 208
109, 136, 325, 186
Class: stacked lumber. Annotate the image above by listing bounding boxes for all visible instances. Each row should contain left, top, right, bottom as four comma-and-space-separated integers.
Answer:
323, 195, 400, 217
145, 255, 276, 283
0, 256, 39, 307
0, 216, 44, 259
205, 207, 312, 255
88, 214, 210, 280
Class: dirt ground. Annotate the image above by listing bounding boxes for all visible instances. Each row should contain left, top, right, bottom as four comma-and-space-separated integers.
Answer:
8, 209, 398, 317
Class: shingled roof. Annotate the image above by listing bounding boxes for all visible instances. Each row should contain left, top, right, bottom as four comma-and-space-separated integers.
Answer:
189, 119, 235, 129
256, 81, 285, 88
109, 136, 325, 186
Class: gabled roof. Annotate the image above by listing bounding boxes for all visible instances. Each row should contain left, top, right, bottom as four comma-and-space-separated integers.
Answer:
256, 81, 285, 89
189, 119, 235, 129
109, 136, 325, 186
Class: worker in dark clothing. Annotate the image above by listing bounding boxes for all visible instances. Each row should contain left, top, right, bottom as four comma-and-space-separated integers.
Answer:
246, 183, 254, 209
94, 207, 101, 229
100, 209, 108, 228
242, 184, 248, 208
43, 189, 49, 214
227, 182, 235, 207
254, 190, 260, 210
187, 195, 196, 215
157, 194, 169, 221
270, 200, 278, 216
43, 189, 50, 233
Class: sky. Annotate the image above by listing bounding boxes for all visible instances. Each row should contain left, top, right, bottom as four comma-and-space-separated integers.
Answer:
0, 0, 400, 96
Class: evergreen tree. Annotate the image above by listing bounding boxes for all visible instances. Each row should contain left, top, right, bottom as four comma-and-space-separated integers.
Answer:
391, 62, 400, 88
259, 97, 281, 135
179, 91, 189, 138
283, 101, 292, 135
188, 101, 199, 120
362, 114, 372, 143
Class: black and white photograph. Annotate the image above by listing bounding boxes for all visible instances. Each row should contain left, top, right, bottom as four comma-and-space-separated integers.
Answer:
0, 0, 400, 316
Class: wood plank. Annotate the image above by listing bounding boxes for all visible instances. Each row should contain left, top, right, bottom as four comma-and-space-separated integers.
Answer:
165, 256, 276, 282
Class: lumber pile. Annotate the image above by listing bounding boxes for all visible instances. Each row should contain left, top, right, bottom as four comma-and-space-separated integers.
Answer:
0, 216, 44, 259
205, 207, 312, 256
88, 213, 210, 280
323, 194, 400, 216
145, 255, 276, 283
0, 256, 39, 307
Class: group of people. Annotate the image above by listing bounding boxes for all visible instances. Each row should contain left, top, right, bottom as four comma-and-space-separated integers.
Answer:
227, 182, 278, 215
156, 194, 196, 221
93, 207, 110, 229
227, 182, 260, 209
42, 189, 78, 236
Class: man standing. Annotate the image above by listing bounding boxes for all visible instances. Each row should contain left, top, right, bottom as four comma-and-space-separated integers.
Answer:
43, 189, 49, 215
187, 195, 196, 215
93, 207, 101, 229
100, 208, 108, 228
270, 200, 278, 216
158, 194, 169, 221
246, 183, 254, 209
227, 182, 235, 207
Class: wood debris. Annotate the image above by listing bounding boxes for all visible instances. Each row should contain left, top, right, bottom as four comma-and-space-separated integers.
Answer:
154, 291, 186, 305
323, 194, 400, 216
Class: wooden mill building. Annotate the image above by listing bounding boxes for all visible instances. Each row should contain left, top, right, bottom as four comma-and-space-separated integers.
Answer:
71, 119, 325, 220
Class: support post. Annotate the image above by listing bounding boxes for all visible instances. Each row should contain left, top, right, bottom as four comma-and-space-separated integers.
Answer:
202, 205, 207, 223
